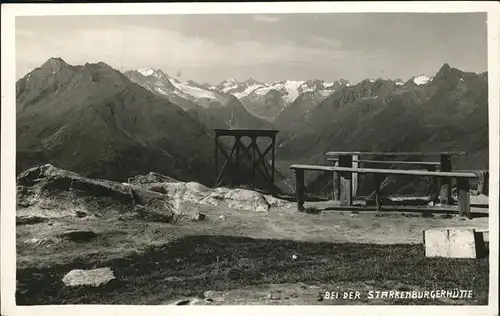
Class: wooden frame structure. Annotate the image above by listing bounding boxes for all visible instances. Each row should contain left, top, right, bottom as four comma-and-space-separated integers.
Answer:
214, 129, 279, 189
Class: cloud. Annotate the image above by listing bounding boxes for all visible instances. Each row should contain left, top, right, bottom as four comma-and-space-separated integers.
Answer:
252, 15, 280, 23
16, 23, 352, 79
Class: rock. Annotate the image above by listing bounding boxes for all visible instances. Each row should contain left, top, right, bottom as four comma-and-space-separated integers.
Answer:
255, 205, 268, 212
154, 181, 278, 213
128, 172, 179, 186
218, 215, 225, 220
16, 164, 179, 223
264, 195, 292, 208
24, 236, 61, 247
292, 254, 298, 260
174, 298, 205, 305
192, 212, 206, 221
62, 267, 116, 287
267, 291, 282, 300
17, 164, 290, 222
204, 290, 215, 298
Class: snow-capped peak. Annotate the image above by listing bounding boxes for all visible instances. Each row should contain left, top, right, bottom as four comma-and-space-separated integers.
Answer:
394, 78, 405, 86
413, 75, 430, 85
323, 81, 335, 88
136, 68, 171, 82
137, 68, 157, 77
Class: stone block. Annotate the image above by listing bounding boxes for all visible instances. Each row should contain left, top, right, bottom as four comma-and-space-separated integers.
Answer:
423, 228, 486, 259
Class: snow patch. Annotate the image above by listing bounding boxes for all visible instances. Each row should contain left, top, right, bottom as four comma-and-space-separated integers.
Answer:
171, 80, 218, 100
138, 68, 155, 77
233, 84, 266, 98
219, 78, 240, 93
413, 75, 430, 85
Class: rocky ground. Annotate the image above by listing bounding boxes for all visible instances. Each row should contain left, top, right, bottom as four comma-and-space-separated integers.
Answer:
15, 165, 490, 305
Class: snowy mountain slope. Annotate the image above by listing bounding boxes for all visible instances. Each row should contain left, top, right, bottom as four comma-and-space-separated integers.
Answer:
125, 68, 232, 110
125, 68, 274, 129
126, 67, 440, 123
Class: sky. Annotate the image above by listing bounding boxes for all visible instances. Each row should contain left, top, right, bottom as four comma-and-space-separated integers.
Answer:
15, 13, 487, 85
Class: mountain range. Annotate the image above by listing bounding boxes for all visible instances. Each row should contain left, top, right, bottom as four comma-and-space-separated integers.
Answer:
16, 58, 221, 185
276, 63, 488, 196
15, 58, 488, 197
16, 58, 290, 191
125, 68, 353, 122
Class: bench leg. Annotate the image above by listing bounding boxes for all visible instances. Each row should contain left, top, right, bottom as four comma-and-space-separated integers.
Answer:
478, 171, 489, 195
427, 166, 439, 202
352, 155, 359, 198
439, 154, 453, 205
295, 169, 305, 211
340, 172, 352, 206
374, 174, 382, 211
332, 162, 340, 201
339, 155, 353, 206
457, 178, 471, 218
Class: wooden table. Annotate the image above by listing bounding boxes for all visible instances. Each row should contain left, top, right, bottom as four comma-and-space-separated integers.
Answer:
325, 151, 468, 205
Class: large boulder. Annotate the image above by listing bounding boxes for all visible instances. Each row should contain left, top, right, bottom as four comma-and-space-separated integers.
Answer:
16, 165, 292, 223
144, 181, 278, 212
16, 164, 179, 222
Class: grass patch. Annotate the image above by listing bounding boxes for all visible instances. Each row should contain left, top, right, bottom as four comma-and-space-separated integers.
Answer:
17, 235, 489, 305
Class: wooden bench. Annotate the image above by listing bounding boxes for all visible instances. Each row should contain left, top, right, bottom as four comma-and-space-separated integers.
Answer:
326, 151, 468, 204
290, 164, 477, 217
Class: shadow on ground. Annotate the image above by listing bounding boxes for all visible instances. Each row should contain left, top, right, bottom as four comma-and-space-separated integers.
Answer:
17, 235, 489, 305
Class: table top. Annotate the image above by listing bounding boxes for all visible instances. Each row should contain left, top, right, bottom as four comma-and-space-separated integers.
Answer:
325, 151, 467, 156
213, 129, 279, 137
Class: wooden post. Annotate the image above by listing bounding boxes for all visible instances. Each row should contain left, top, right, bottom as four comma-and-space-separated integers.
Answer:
234, 136, 241, 186
373, 174, 382, 212
251, 137, 256, 190
439, 154, 453, 205
214, 134, 219, 186
216, 144, 236, 186
332, 161, 340, 201
338, 154, 353, 206
478, 171, 489, 195
352, 155, 359, 198
428, 165, 439, 200
457, 177, 471, 218
295, 169, 305, 211
271, 135, 276, 183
